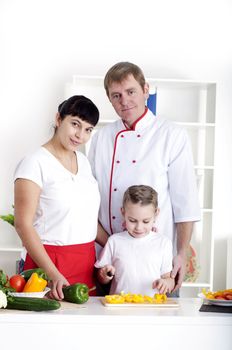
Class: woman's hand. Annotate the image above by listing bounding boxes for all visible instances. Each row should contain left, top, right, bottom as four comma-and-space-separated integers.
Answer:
48, 272, 70, 300
97, 265, 115, 284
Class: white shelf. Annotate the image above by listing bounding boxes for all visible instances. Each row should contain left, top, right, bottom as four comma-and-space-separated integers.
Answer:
175, 122, 215, 128
98, 120, 216, 128
182, 282, 211, 288
98, 119, 116, 125
147, 77, 216, 88
0, 247, 23, 252
194, 166, 214, 170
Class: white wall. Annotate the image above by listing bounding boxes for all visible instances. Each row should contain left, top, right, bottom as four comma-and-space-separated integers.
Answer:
0, 0, 231, 290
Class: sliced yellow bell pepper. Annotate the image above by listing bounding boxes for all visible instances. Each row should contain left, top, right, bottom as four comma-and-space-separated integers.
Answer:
23, 272, 47, 292
105, 292, 167, 304
154, 293, 167, 303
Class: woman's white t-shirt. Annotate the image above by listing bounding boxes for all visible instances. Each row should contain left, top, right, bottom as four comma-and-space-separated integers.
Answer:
14, 147, 100, 246
95, 231, 173, 296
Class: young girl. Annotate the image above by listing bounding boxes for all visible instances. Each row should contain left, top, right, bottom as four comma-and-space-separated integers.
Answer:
95, 185, 175, 296
14, 95, 100, 300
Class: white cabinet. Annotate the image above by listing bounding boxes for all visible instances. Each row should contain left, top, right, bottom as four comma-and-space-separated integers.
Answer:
65, 76, 217, 297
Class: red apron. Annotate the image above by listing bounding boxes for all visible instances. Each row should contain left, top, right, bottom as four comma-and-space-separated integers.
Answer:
23, 241, 96, 295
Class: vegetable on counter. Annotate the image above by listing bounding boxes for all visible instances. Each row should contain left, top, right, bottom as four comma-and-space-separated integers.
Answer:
202, 288, 232, 300
1, 268, 59, 311
104, 292, 168, 304
6, 295, 61, 311
9, 275, 26, 292
63, 283, 90, 304
23, 272, 47, 293
0, 270, 15, 296
20, 268, 49, 281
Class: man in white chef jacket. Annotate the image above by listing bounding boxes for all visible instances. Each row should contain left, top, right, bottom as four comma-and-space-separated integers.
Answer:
89, 62, 201, 294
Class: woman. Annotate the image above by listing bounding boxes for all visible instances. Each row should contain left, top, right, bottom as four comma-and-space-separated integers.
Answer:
14, 95, 101, 300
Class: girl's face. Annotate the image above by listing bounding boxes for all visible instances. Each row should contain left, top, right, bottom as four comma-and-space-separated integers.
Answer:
56, 114, 94, 150
121, 202, 159, 238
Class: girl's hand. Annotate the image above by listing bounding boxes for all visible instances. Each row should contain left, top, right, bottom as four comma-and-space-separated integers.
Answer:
48, 273, 70, 300
97, 265, 115, 284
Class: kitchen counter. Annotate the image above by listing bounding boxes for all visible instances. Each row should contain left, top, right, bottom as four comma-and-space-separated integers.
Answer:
1, 297, 232, 350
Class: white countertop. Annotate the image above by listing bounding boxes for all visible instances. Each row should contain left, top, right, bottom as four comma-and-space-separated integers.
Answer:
1, 297, 232, 350
1, 297, 231, 324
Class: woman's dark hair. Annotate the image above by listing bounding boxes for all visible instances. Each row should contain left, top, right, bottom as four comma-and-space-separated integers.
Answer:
58, 95, 99, 126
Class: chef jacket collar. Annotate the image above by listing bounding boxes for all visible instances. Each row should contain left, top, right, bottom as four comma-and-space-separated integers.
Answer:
123, 107, 154, 131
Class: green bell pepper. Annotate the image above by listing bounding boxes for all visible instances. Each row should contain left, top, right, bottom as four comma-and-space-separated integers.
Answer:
63, 283, 89, 304
20, 268, 49, 281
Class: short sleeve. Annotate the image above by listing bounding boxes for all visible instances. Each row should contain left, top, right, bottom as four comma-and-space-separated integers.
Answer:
14, 154, 43, 188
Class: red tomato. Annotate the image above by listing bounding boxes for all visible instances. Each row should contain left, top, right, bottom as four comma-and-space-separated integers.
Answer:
224, 294, 232, 300
9, 274, 26, 292
215, 296, 226, 300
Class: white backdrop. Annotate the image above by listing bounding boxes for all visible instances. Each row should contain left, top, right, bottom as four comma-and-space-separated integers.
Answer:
0, 0, 231, 290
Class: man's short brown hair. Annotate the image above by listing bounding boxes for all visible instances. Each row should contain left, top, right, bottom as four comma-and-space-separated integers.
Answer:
104, 62, 146, 97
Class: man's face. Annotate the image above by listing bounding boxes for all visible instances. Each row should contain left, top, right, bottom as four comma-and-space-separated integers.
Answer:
108, 74, 149, 127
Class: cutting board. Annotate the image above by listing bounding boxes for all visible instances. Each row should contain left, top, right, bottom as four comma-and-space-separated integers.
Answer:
101, 298, 179, 308
60, 301, 87, 309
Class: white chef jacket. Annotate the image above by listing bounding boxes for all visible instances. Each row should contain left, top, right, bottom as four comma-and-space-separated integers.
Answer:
14, 147, 100, 246
95, 231, 173, 296
88, 108, 200, 247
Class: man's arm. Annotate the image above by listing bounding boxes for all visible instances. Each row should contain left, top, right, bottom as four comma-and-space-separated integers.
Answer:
171, 221, 194, 292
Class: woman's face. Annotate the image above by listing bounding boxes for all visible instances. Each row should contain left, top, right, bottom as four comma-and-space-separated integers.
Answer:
56, 114, 94, 150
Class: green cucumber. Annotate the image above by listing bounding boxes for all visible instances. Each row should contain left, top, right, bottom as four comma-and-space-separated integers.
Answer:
6, 296, 61, 311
